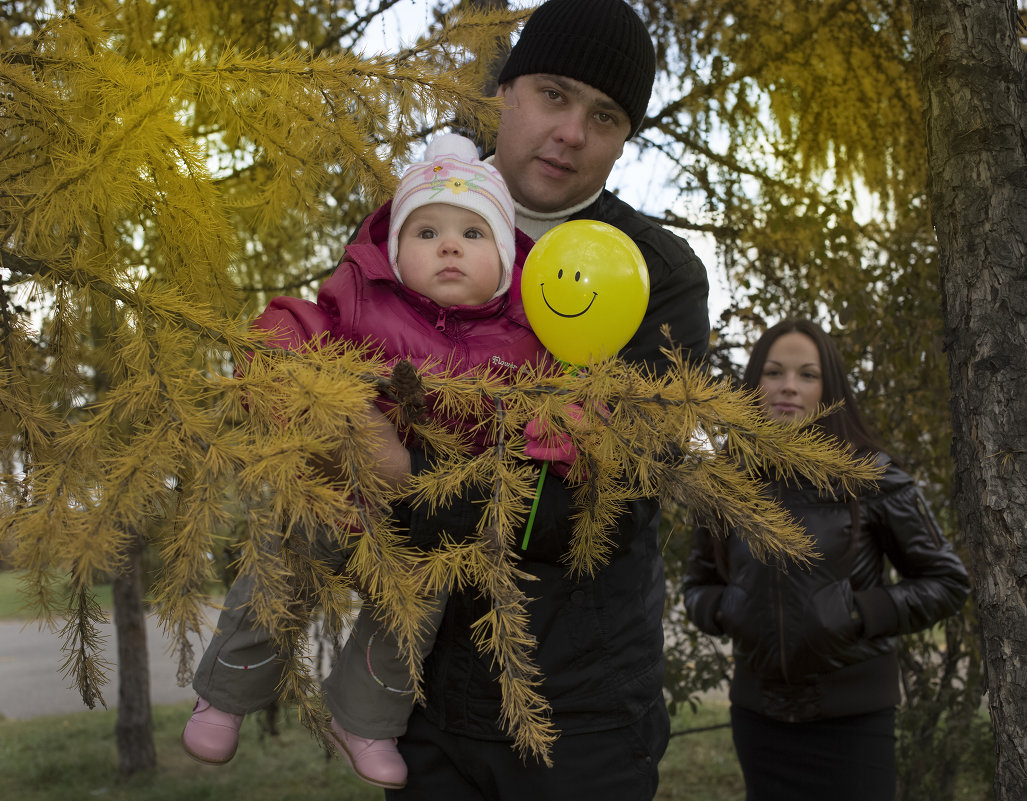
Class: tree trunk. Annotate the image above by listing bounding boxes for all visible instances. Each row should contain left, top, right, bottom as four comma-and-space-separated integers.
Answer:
112, 528, 157, 775
910, 2, 1027, 798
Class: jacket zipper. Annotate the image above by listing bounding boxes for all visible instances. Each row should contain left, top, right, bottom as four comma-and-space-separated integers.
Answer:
435, 308, 447, 331
773, 483, 790, 684
775, 569, 789, 682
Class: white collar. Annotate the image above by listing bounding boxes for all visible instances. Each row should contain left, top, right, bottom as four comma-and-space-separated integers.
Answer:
484, 155, 602, 241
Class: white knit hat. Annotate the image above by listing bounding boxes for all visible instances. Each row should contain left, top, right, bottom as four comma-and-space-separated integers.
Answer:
388, 134, 516, 300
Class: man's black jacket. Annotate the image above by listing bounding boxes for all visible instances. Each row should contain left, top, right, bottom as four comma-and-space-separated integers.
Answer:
409, 189, 710, 740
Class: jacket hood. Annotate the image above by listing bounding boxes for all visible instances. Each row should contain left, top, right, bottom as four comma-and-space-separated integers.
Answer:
346, 198, 536, 328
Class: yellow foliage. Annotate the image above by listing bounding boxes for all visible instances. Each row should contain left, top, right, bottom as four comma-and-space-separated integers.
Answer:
0, 3, 884, 766
663, 0, 924, 197
2, 321, 882, 764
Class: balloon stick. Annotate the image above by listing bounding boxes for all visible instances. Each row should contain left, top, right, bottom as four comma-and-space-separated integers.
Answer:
521, 461, 549, 551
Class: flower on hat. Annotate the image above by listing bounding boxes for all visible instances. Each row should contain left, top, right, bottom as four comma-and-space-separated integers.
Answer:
438, 175, 477, 195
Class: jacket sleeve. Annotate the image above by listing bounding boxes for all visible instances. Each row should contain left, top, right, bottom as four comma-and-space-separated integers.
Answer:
682, 521, 728, 636
251, 295, 334, 351
854, 466, 971, 638
233, 296, 334, 385
573, 192, 710, 374
619, 224, 710, 374
249, 253, 363, 353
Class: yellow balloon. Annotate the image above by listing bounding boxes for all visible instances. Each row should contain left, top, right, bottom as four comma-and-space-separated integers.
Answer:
521, 220, 650, 365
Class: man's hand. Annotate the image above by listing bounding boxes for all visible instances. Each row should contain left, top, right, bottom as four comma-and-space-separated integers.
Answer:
363, 404, 413, 491
309, 403, 412, 492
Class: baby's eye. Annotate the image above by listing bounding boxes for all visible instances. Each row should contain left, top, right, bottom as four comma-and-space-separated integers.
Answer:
464, 228, 485, 240
416, 229, 437, 239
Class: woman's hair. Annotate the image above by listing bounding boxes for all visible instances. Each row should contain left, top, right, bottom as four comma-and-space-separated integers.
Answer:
741, 318, 881, 454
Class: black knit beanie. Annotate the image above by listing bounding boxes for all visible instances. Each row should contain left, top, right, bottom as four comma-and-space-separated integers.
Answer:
497, 0, 656, 136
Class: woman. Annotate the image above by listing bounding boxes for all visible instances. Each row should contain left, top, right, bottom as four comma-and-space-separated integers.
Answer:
683, 319, 970, 801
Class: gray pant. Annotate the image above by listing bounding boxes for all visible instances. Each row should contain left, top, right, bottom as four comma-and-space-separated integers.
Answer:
193, 549, 446, 739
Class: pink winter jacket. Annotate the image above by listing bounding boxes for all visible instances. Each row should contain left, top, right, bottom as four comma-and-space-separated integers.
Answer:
251, 199, 551, 452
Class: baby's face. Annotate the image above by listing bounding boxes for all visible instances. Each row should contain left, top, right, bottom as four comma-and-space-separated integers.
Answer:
396, 204, 503, 307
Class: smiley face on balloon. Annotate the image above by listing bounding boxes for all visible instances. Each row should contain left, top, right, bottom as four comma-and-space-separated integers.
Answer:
521, 220, 650, 366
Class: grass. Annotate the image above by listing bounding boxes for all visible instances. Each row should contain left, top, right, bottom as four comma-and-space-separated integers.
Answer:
0, 569, 115, 620
0, 699, 743, 801
0, 700, 384, 801
661, 710, 744, 800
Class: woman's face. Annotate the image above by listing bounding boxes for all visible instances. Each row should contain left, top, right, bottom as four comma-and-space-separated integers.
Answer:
757, 331, 824, 424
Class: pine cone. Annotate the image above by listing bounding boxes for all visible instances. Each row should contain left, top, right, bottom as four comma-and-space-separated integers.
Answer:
389, 359, 427, 425
481, 523, 505, 559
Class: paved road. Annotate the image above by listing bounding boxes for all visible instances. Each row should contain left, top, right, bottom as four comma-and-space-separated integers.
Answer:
0, 611, 730, 722
0, 613, 206, 720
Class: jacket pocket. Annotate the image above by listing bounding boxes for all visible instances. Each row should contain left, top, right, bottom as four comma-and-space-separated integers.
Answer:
721, 584, 780, 676
795, 580, 862, 671
719, 585, 759, 649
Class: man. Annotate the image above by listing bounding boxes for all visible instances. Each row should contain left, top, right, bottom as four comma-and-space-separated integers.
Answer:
386, 1, 711, 798
489, 0, 708, 369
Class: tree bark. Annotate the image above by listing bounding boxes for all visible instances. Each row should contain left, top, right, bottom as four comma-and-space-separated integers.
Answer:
910, 1, 1027, 798
112, 528, 157, 775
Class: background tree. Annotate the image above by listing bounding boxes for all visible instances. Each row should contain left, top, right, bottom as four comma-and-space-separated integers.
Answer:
910, 1, 1027, 798
635, 1, 990, 797
0, 0, 877, 776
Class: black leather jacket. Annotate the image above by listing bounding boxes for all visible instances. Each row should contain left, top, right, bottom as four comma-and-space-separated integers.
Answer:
683, 455, 969, 722
409, 189, 710, 739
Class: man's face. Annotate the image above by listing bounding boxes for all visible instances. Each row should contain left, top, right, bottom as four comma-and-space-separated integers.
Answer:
492, 75, 630, 213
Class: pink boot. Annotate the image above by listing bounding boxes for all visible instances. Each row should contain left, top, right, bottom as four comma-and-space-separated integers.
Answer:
181, 697, 244, 764
329, 718, 407, 789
